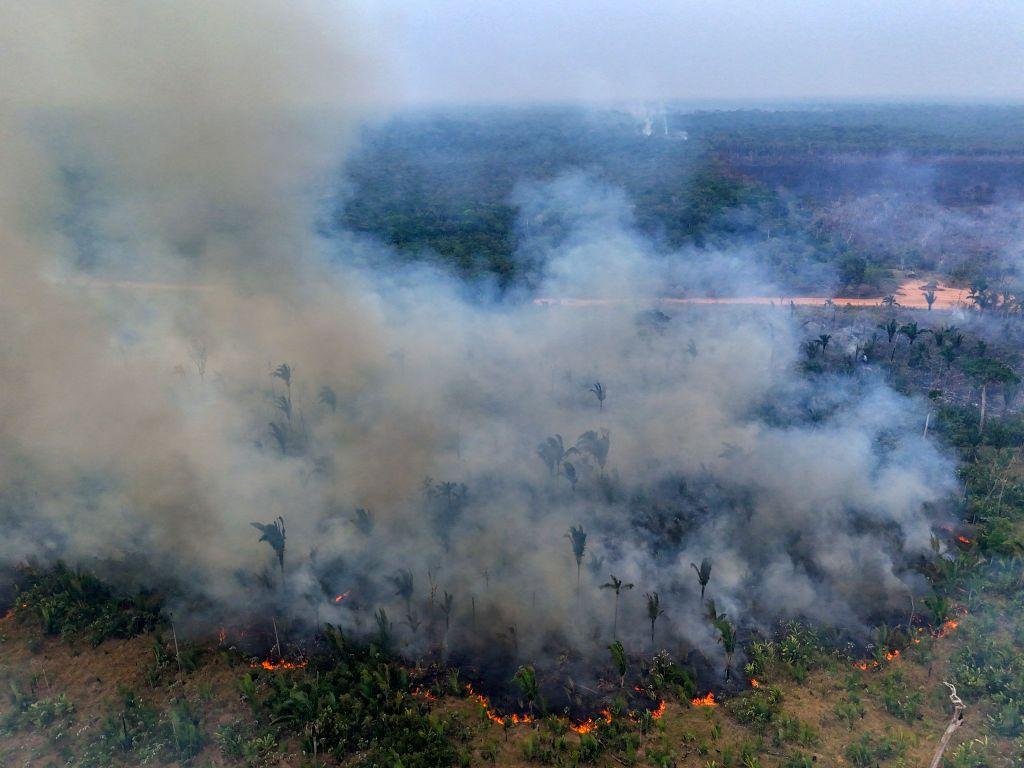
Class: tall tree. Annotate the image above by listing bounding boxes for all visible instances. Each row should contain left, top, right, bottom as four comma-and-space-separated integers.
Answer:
690, 558, 712, 600
537, 434, 569, 476
576, 429, 611, 474
963, 358, 1019, 436
645, 592, 665, 648
589, 381, 607, 410
600, 574, 634, 638
566, 525, 588, 604
389, 569, 414, 615
251, 517, 286, 578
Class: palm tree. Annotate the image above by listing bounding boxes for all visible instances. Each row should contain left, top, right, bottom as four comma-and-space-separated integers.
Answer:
878, 319, 899, 344
600, 574, 634, 638
513, 665, 539, 715
816, 334, 831, 355
563, 461, 578, 492
691, 558, 712, 600
272, 363, 293, 411
923, 290, 936, 310
933, 325, 955, 348
375, 608, 391, 649
318, 386, 337, 413
566, 525, 587, 604
537, 435, 569, 476
251, 517, 286, 578
898, 321, 930, 346
268, 422, 288, 455
589, 381, 607, 410
608, 639, 627, 688
881, 295, 901, 309
713, 615, 737, 679
352, 508, 374, 535
389, 569, 414, 614
575, 429, 611, 473
963, 357, 1020, 435
645, 592, 665, 648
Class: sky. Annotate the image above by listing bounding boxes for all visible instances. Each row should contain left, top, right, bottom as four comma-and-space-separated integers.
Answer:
366, 0, 1024, 106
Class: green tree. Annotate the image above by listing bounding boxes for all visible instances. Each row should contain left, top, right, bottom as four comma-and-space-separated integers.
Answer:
608, 639, 627, 688
691, 558, 712, 600
962, 357, 1019, 435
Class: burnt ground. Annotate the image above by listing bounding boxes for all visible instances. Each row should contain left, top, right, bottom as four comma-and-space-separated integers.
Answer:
0, 606, 1000, 767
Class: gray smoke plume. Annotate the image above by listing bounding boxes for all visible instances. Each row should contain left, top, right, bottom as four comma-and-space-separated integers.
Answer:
0, 3, 955, 685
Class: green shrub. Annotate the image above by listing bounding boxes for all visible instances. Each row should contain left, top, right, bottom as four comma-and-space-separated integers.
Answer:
728, 686, 782, 727
12, 563, 161, 645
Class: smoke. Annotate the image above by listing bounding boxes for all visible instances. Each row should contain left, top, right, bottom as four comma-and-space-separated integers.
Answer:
0, 3, 955, 691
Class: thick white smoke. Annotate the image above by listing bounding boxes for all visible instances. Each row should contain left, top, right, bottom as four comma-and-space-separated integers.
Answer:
0, 2, 955, 683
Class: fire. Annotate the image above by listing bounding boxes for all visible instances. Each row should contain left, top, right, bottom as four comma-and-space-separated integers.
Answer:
334, 590, 351, 603
691, 692, 717, 707
412, 687, 437, 701
252, 658, 307, 671
465, 683, 534, 726
651, 699, 667, 719
853, 661, 872, 671
885, 649, 900, 662
936, 619, 959, 638
217, 627, 227, 644
956, 535, 972, 545
749, 678, 760, 688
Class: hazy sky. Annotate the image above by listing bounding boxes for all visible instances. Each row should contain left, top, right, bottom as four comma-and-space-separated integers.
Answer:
367, 0, 1024, 105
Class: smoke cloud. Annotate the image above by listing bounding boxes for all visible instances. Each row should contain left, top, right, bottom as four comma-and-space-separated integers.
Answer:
0, 2, 955, 691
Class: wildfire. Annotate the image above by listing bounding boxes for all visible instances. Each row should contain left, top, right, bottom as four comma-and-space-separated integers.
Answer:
885, 649, 900, 662
412, 687, 438, 701
651, 699, 667, 719
217, 627, 227, 644
936, 619, 959, 638
749, 678, 760, 688
334, 590, 351, 604
956, 536, 972, 546
465, 683, 534, 726
691, 692, 717, 707
252, 658, 307, 671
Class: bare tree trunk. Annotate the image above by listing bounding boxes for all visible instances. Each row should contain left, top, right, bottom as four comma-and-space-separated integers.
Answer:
979, 383, 988, 435
928, 683, 965, 768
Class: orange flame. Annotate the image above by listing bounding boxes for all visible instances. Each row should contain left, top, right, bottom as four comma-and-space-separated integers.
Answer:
651, 699, 667, 719
217, 627, 227, 644
252, 659, 307, 671
334, 590, 351, 604
936, 619, 959, 638
465, 683, 535, 726
956, 536, 972, 545
691, 692, 717, 707
412, 686, 437, 701
749, 678, 760, 687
